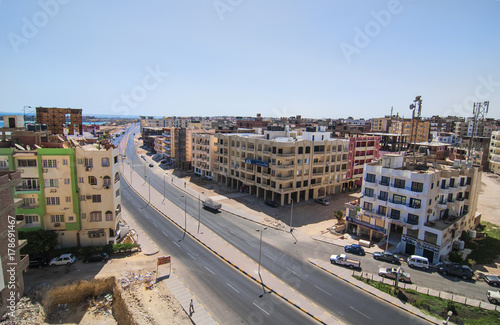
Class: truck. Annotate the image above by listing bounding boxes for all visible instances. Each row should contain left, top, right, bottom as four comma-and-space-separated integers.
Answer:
202, 198, 222, 212
330, 254, 361, 269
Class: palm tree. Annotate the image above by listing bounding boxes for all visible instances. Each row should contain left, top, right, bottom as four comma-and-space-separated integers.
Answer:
333, 210, 345, 224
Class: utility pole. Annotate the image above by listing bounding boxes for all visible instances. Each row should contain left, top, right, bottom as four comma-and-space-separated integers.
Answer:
467, 101, 489, 163
198, 191, 204, 234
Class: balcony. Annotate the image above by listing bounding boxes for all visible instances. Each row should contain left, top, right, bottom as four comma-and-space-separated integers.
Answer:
276, 175, 293, 180
406, 202, 421, 210
378, 195, 388, 201
364, 178, 376, 184
276, 152, 295, 157
274, 163, 294, 169
16, 185, 40, 192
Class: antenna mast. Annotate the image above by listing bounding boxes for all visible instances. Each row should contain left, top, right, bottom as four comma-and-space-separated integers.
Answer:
467, 101, 489, 163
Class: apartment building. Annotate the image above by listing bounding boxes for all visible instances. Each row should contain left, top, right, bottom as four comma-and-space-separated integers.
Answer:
370, 117, 391, 133
142, 127, 164, 150
36, 107, 82, 135
346, 136, 381, 187
390, 120, 430, 144
346, 154, 481, 263
192, 132, 217, 179
76, 145, 121, 246
140, 116, 165, 133
214, 126, 350, 206
0, 170, 28, 318
366, 133, 409, 154
431, 132, 461, 146
154, 127, 178, 165
0, 144, 121, 247
489, 131, 500, 175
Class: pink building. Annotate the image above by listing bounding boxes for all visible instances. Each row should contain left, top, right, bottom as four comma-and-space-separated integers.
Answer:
346, 135, 381, 187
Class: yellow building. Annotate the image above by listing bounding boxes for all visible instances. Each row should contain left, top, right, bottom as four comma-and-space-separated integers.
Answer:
489, 131, 500, 175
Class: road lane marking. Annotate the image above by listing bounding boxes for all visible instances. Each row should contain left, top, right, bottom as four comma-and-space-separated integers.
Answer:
204, 266, 215, 275
227, 283, 240, 293
173, 241, 180, 248
188, 253, 196, 260
314, 284, 332, 296
287, 267, 300, 277
162, 231, 168, 237
349, 306, 371, 319
253, 302, 270, 316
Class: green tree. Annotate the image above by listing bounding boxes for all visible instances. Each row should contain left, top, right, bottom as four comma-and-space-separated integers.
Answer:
333, 210, 345, 224
19, 230, 58, 255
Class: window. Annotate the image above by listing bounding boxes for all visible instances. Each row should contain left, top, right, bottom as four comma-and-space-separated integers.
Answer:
0, 160, 7, 168
105, 211, 113, 221
364, 188, 374, 197
390, 209, 400, 220
103, 176, 111, 186
20, 178, 39, 190
467, 177, 471, 185
392, 194, 406, 205
424, 231, 437, 245
378, 191, 388, 201
409, 198, 421, 209
460, 178, 466, 186
77, 177, 83, 183
407, 229, 419, 238
449, 178, 455, 188
89, 211, 102, 222
23, 197, 36, 206
377, 205, 387, 216
80, 195, 86, 201
50, 214, 64, 223
380, 176, 390, 186
102, 157, 110, 167
407, 214, 419, 225
68, 216, 74, 221
25, 215, 39, 224
44, 179, 58, 188
393, 178, 405, 189
116, 189, 120, 197
88, 176, 97, 185
114, 155, 118, 164
92, 195, 101, 203
63, 178, 70, 185
363, 202, 373, 211
66, 196, 71, 202
114, 172, 120, 183
46, 197, 60, 205
43, 159, 57, 168
84, 158, 93, 167
18, 159, 37, 167
365, 173, 376, 183
63, 159, 68, 165
411, 182, 423, 192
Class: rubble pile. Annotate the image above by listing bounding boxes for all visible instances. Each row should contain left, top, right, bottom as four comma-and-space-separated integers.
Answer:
119, 271, 157, 291
87, 293, 114, 317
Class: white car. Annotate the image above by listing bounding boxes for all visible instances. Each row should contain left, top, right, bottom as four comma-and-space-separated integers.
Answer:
49, 253, 77, 266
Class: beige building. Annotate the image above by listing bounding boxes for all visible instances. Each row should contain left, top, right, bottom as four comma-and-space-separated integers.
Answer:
214, 126, 350, 206
76, 145, 121, 247
192, 132, 217, 179
489, 131, 500, 175
370, 117, 390, 133
391, 120, 430, 144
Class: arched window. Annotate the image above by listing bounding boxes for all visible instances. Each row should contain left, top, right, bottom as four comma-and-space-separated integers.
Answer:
105, 210, 113, 221
115, 204, 121, 216
103, 176, 111, 186
114, 172, 120, 183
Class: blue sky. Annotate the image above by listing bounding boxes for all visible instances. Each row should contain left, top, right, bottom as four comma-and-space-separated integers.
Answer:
1, 0, 499, 119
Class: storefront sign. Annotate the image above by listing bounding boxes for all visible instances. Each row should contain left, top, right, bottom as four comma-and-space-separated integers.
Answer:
402, 235, 440, 252
245, 158, 269, 168
347, 216, 386, 234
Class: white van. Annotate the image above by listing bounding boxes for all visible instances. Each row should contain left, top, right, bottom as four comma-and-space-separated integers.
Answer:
407, 255, 429, 270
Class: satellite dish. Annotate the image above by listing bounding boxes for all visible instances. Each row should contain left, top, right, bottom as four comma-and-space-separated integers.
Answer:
26, 145, 31, 150
14, 144, 25, 150
35, 144, 42, 149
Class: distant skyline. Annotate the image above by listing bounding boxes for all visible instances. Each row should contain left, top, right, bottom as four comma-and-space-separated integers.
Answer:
1, 1, 499, 119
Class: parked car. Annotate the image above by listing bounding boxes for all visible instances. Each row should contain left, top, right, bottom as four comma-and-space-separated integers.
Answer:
485, 275, 500, 287
373, 251, 399, 264
439, 264, 474, 280
83, 252, 109, 263
330, 254, 361, 269
344, 244, 365, 256
378, 267, 412, 283
49, 253, 77, 266
315, 198, 329, 206
29, 256, 50, 269
265, 201, 278, 208
487, 290, 500, 304
407, 255, 429, 270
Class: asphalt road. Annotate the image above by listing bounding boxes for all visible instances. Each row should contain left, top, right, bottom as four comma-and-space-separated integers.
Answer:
122, 185, 314, 325
121, 125, 432, 325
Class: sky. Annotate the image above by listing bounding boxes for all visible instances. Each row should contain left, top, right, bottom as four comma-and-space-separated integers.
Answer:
1, 0, 499, 120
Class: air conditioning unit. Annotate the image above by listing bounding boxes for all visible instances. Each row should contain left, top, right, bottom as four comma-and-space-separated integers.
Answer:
54, 223, 60, 227
86, 166, 92, 171
42, 168, 48, 173
86, 195, 92, 199
50, 189, 57, 193
104, 185, 110, 189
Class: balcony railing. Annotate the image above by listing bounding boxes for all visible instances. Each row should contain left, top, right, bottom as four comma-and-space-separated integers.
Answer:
365, 178, 376, 183
378, 195, 388, 201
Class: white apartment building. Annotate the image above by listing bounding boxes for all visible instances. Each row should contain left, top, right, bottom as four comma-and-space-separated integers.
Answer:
214, 126, 350, 206
489, 131, 500, 175
346, 154, 481, 263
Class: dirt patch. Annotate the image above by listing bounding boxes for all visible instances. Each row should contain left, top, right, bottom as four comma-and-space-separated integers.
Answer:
477, 172, 500, 224
2, 255, 191, 325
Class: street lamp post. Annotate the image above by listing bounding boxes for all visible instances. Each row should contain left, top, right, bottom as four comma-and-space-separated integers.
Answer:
257, 227, 268, 296
289, 198, 294, 232
198, 191, 204, 234
182, 195, 187, 235
385, 220, 391, 252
